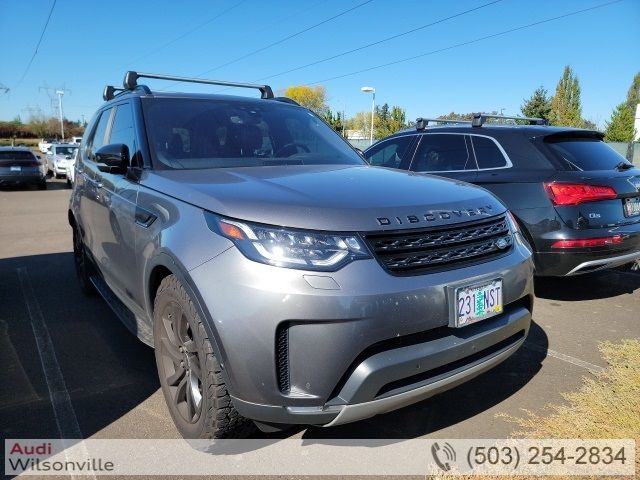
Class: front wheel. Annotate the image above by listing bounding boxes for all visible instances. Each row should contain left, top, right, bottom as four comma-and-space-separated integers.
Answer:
153, 275, 252, 438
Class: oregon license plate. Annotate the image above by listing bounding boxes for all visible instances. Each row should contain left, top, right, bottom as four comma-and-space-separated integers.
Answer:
455, 279, 503, 327
623, 197, 640, 217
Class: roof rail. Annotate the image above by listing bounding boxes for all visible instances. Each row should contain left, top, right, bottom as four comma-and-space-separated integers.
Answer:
122, 71, 275, 99
472, 113, 548, 127
415, 117, 472, 130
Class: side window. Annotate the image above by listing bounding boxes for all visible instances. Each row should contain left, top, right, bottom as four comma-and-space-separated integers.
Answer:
365, 136, 416, 169
411, 134, 472, 172
108, 103, 136, 164
472, 136, 508, 169
87, 108, 112, 159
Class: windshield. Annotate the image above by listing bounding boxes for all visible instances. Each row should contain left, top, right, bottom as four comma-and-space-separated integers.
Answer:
142, 98, 363, 169
54, 146, 78, 156
544, 137, 631, 171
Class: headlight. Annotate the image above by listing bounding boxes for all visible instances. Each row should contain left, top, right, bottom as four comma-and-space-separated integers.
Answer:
206, 213, 370, 271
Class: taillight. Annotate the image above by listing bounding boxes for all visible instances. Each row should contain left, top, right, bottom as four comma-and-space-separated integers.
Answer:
551, 235, 622, 249
544, 182, 617, 206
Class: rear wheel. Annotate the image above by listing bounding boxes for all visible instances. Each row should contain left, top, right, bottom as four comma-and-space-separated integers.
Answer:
38, 181, 47, 190
72, 223, 94, 295
153, 275, 252, 438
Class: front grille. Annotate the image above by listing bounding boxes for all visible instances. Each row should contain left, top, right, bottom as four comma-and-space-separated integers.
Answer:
275, 325, 290, 392
366, 214, 512, 275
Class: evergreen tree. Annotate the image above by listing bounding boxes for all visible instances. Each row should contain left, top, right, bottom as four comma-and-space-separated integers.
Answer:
550, 66, 584, 127
521, 86, 552, 121
604, 102, 635, 142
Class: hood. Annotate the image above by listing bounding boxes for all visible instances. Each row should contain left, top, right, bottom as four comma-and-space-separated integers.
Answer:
140, 165, 506, 232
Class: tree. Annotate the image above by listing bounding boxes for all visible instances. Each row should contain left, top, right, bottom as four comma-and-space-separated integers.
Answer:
439, 112, 475, 121
283, 85, 327, 115
626, 72, 640, 107
521, 86, 552, 122
549, 66, 583, 127
604, 102, 635, 142
374, 104, 407, 138
322, 109, 345, 136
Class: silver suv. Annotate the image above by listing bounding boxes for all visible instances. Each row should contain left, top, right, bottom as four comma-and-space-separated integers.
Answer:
68, 72, 534, 438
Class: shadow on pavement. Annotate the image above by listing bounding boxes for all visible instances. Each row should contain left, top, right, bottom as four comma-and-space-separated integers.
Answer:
0, 252, 159, 442
534, 269, 640, 301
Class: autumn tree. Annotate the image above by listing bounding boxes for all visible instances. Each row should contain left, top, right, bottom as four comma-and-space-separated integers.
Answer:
283, 85, 328, 115
521, 86, 552, 122
550, 66, 584, 127
374, 103, 407, 138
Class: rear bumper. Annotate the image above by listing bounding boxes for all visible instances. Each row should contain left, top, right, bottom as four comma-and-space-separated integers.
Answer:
231, 303, 530, 426
535, 221, 640, 276
0, 174, 45, 186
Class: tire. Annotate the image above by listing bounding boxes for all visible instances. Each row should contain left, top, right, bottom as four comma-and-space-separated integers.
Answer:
72, 223, 95, 295
66, 178, 71, 188
38, 181, 47, 190
153, 274, 252, 439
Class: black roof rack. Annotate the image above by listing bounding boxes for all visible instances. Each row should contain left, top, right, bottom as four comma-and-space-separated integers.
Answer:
415, 117, 472, 130
103, 85, 124, 101
122, 71, 274, 99
472, 113, 547, 127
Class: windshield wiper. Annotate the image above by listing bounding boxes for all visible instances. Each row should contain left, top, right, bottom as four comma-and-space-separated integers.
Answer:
614, 161, 634, 171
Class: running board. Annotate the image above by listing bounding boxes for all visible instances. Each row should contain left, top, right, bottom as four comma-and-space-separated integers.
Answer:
89, 275, 153, 346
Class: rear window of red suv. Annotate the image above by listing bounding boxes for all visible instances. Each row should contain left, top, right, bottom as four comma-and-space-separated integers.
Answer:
544, 137, 629, 171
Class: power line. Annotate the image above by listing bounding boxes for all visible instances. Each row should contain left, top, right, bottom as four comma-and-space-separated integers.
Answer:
254, 0, 503, 82
195, 0, 374, 77
125, 0, 247, 67
304, 0, 624, 86
13, 0, 57, 90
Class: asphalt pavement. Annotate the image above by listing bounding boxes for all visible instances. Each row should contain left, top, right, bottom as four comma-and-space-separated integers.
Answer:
1, 179, 638, 445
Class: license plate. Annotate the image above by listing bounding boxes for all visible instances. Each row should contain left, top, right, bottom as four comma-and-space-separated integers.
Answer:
623, 197, 640, 217
10, 166, 21, 172
455, 279, 503, 327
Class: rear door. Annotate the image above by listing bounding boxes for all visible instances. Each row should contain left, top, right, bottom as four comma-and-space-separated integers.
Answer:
538, 133, 640, 229
408, 133, 478, 183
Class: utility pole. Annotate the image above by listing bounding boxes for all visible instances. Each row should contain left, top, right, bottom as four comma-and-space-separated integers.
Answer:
38, 85, 71, 140
56, 90, 65, 140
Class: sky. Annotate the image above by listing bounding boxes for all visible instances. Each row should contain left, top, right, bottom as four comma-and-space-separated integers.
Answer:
0, 0, 638, 128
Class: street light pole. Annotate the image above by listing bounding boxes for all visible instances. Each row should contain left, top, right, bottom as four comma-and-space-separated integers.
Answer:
56, 90, 65, 140
361, 86, 376, 146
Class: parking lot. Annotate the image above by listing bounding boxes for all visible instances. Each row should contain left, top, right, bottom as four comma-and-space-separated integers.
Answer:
1, 180, 639, 442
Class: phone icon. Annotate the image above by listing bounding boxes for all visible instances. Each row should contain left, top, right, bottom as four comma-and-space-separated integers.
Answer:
431, 441, 456, 472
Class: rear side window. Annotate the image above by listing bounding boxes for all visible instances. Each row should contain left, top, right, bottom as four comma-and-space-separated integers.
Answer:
545, 138, 628, 171
365, 136, 415, 168
411, 134, 472, 172
471, 136, 508, 169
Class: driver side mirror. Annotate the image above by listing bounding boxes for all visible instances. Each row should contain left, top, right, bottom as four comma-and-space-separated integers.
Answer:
95, 144, 130, 174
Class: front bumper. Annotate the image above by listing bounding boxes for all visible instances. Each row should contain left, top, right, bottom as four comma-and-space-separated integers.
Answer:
53, 164, 68, 176
189, 233, 534, 426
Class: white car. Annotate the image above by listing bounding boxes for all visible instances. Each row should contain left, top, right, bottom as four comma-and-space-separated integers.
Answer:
46, 143, 78, 178
71, 136, 83, 144
38, 138, 56, 153
66, 148, 79, 186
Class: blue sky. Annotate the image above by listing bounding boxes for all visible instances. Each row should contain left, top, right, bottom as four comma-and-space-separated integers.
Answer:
0, 0, 638, 127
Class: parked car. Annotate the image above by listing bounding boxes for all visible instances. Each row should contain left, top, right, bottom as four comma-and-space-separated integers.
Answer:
71, 136, 83, 144
363, 114, 640, 277
46, 143, 78, 178
69, 72, 534, 438
0, 147, 46, 189
66, 147, 79, 187
38, 138, 56, 153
